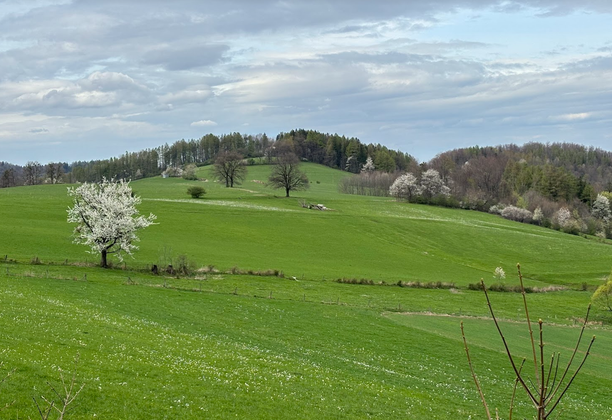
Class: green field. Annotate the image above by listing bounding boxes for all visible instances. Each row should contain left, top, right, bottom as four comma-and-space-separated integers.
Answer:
1, 163, 611, 419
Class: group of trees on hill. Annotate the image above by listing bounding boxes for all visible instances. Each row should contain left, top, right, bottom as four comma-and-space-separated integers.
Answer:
375, 143, 612, 238
0, 129, 413, 186
6, 129, 612, 237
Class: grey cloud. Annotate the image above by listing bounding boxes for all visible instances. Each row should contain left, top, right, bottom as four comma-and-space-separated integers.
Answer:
563, 55, 612, 71
4, 71, 154, 113
142, 44, 230, 71
319, 51, 428, 65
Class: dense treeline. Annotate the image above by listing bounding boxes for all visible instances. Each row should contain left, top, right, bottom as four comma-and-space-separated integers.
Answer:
4, 135, 612, 211
0, 129, 414, 186
384, 142, 612, 238
425, 143, 612, 209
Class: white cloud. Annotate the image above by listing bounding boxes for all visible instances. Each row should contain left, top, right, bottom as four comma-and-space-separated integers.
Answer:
554, 112, 592, 121
191, 120, 218, 127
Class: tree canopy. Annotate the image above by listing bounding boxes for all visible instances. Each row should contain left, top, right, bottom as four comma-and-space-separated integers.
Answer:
67, 179, 156, 267
268, 153, 309, 197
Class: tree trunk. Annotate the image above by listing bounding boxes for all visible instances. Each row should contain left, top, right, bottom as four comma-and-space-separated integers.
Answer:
285, 187, 290, 197
101, 249, 108, 268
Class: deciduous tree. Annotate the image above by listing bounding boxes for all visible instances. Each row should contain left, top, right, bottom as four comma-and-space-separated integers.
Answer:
420, 169, 450, 199
268, 153, 309, 197
592, 194, 611, 222
67, 179, 156, 268
213, 151, 247, 187
46, 162, 64, 184
23, 161, 43, 185
389, 173, 421, 201
361, 156, 375, 173
0, 168, 16, 188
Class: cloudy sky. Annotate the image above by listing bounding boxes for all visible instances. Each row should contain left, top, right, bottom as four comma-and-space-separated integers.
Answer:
1, 0, 611, 165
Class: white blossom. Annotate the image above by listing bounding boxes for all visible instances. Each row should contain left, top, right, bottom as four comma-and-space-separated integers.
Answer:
494, 267, 506, 280
67, 178, 156, 267
361, 156, 375, 173
389, 173, 421, 201
488, 204, 506, 215
554, 207, 572, 228
420, 169, 450, 198
592, 194, 611, 221
501, 205, 533, 223
533, 206, 544, 222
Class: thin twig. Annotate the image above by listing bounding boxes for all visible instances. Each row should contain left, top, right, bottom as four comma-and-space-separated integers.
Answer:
517, 264, 540, 386
539, 319, 545, 410
461, 321, 492, 420
544, 353, 555, 396
546, 305, 591, 404
33, 395, 53, 420
481, 278, 538, 406
509, 359, 525, 420
546, 353, 561, 401
547, 336, 596, 417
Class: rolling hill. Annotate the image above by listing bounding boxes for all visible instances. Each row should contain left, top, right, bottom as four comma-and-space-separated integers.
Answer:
0, 162, 611, 419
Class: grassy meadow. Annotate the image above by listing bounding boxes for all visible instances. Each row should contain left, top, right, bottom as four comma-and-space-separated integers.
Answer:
1, 162, 612, 419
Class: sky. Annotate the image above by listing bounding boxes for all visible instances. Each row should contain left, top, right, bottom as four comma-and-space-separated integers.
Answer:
1, 0, 611, 165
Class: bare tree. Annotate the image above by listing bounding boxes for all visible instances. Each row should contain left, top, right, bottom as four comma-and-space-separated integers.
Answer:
463, 264, 595, 420
46, 163, 64, 184
33, 355, 85, 420
213, 151, 247, 187
24, 161, 43, 185
268, 153, 309, 197
0, 168, 16, 188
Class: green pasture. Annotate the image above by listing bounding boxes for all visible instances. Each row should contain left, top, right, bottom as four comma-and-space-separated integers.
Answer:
0, 265, 610, 419
1, 163, 612, 287
1, 162, 612, 418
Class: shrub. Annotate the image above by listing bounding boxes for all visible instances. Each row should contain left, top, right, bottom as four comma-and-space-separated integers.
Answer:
187, 186, 206, 198
182, 164, 198, 180
501, 205, 533, 223
592, 273, 612, 310
162, 166, 183, 177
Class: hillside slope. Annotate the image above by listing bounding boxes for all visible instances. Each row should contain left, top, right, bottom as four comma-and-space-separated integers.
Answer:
1, 163, 611, 286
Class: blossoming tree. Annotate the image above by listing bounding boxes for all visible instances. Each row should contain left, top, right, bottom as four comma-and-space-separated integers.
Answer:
389, 173, 421, 201
67, 178, 156, 267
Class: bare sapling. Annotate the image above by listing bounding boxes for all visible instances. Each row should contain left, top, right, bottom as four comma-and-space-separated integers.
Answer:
462, 264, 595, 420
32, 355, 85, 420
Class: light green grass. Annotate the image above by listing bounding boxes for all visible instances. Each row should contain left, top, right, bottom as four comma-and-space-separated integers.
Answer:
0, 267, 610, 419
1, 163, 612, 418
2, 163, 611, 287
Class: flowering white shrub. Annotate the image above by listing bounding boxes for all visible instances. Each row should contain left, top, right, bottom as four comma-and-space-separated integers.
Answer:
533, 206, 544, 223
501, 205, 533, 223
162, 166, 183, 177
67, 178, 156, 267
494, 267, 506, 280
389, 173, 421, 201
420, 169, 450, 198
488, 203, 506, 215
361, 156, 375, 173
554, 207, 572, 228
592, 194, 611, 222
